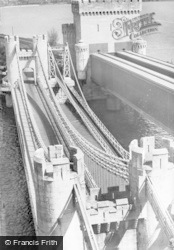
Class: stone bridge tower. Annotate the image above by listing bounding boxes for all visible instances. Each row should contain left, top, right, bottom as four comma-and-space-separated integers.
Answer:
71, 0, 142, 53
62, 0, 142, 81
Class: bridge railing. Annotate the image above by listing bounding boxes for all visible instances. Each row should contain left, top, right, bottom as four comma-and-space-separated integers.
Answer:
146, 176, 174, 240
16, 48, 49, 160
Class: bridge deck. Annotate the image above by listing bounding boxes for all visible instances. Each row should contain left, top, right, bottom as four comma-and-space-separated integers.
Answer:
25, 83, 58, 147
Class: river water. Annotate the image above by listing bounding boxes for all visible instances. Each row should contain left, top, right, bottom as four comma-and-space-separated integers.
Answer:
0, 98, 35, 235
0, 2, 174, 236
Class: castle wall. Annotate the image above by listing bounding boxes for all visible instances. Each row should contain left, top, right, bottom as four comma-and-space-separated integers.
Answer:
72, 0, 142, 52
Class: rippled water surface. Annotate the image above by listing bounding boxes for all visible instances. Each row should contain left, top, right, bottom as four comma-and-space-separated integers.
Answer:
88, 98, 173, 151
0, 98, 35, 235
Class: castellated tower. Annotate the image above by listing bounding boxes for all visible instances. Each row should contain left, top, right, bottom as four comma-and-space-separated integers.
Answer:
71, 0, 142, 53
62, 0, 142, 81
34, 145, 86, 250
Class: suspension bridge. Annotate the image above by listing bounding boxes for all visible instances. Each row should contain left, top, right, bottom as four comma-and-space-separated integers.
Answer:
1, 35, 174, 249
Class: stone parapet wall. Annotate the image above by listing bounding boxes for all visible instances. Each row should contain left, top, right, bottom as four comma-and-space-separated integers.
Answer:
72, 0, 142, 15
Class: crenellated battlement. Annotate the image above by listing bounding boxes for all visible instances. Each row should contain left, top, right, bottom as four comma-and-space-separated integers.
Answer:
5, 35, 19, 44
72, 0, 142, 16
129, 136, 170, 172
34, 145, 70, 182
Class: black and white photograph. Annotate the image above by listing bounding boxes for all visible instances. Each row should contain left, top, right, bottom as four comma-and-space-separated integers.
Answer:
0, 0, 174, 249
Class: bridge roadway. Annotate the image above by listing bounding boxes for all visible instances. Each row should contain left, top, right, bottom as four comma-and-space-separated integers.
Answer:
91, 51, 174, 134
26, 84, 58, 147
